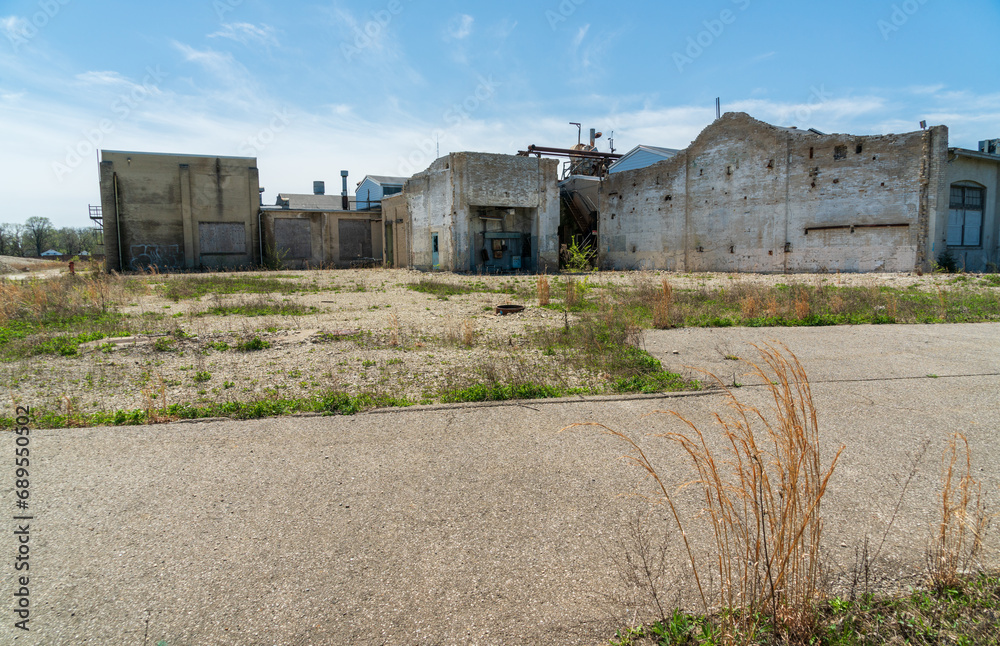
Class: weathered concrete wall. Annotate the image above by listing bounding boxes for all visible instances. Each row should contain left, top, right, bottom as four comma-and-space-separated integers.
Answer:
401, 152, 560, 272
381, 193, 410, 268
99, 151, 260, 272
599, 113, 949, 273
262, 210, 382, 269
945, 151, 1000, 271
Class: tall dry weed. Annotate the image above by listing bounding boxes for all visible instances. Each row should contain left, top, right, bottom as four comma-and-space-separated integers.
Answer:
565, 278, 579, 308
652, 279, 673, 329
566, 344, 843, 641
927, 433, 989, 590
537, 274, 550, 306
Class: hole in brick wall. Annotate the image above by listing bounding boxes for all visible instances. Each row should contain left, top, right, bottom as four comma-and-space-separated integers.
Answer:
664, 195, 672, 201
729, 245, 735, 254
726, 165, 732, 175
834, 145, 848, 160
768, 250, 773, 256
611, 213, 616, 219
856, 144, 863, 154
881, 182, 885, 187
699, 168, 704, 176
833, 178, 840, 184
809, 147, 814, 159
767, 159, 774, 169
811, 181, 816, 188
744, 196, 747, 200
872, 156, 878, 161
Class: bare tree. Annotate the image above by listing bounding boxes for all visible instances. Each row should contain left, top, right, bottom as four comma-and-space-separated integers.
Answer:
23, 216, 54, 257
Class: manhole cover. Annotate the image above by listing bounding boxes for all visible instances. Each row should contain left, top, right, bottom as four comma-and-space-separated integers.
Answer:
495, 304, 525, 315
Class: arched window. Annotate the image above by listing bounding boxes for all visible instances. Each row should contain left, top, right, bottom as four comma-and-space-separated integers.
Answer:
948, 182, 985, 247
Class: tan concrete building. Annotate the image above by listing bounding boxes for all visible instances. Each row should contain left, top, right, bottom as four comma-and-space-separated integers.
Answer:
598, 113, 950, 273
383, 152, 560, 272
261, 189, 383, 269
944, 144, 1000, 272
98, 151, 262, 272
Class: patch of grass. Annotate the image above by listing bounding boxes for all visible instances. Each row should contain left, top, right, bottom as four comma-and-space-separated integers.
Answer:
440, 382, 562, 403
200, 301, 316, 317
159, 275, 312, 301
0, 390, 415, 430
153, 337, 176, 352
192, 371, 211, 383
235, 336, 270, 352
406, 279, 477, 299
622, 280, 1000, 329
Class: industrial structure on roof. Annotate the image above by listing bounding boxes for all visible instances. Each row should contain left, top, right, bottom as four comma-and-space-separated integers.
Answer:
94, 113, 1000, 275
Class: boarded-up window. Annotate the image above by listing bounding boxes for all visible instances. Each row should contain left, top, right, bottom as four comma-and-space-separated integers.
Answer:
274, 219, 311, 259
339, 220, 372, 259
947, 185, 983, 247
199, 222, 246, 254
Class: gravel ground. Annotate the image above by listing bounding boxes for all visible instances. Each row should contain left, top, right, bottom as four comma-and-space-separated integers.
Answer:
1, 267, 984, 420
1, 322, 998, 645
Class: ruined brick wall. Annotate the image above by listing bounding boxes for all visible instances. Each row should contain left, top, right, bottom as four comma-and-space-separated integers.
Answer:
599, 113, 948, 273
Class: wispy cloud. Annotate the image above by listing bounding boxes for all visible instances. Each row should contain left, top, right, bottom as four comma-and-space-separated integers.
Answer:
445, 14, 474, 40
1, 15, 29, 38
75, 71, 133, 86
209, 23, 280, 48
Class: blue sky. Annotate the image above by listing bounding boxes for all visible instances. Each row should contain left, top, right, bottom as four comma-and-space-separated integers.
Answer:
2, 0, 998, 228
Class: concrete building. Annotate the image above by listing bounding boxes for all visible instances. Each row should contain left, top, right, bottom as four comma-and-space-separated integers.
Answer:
382, 152, 560, 272
599, 112, 950, 273
356, 175, 407, 211
262, 186, 382, 269
98, 151, 261, 271
944, 144, 1000, 272
608, 145, 681, 175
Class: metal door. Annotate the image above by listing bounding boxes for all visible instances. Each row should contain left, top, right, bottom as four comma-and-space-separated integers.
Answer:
431, 233, 440, 270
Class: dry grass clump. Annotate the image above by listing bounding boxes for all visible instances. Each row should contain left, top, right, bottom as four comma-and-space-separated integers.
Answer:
567, 344, 843, 642
927, 433, 990, 590
652, 279, 673, 329
444, 318, 477, 347
537, 274, 550, 306
565, 278, 579, 308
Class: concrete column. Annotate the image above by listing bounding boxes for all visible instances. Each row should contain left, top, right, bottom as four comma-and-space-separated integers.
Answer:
179, 164, 195, 268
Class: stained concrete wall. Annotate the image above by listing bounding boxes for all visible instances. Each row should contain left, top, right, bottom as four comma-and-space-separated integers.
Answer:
99, 151, 260, 272
945, 150, 1000, 271
398, 152, 560, 272
381, 193, 410, 268
599, 113, 949, 273
261, 210, 382, 269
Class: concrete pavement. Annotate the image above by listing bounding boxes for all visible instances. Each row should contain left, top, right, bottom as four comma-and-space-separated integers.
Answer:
3, 323, 999, 645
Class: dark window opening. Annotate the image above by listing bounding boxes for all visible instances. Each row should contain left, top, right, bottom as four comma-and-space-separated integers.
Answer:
834, 145, 848, 160
809, 147, 814, 159
948, 185, 984, 247
855, 144, 863, 154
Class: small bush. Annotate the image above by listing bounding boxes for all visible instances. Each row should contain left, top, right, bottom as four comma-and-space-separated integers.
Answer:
153, 337, 176, 352
193, 371, 211, 383
537, 275, 550, 306
236, 336, 270, 352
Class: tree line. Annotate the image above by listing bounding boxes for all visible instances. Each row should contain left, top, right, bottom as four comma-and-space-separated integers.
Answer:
0, 217, 102, 258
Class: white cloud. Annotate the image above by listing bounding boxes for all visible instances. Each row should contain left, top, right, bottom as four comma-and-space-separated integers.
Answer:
75, 71, 132, 86
0, 16, 28, 38
209, 23, 280, 48
446, 14, 474, 40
